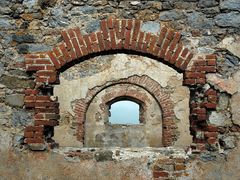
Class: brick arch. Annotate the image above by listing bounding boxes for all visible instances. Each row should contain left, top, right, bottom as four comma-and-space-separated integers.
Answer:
75, 75, 175, 146
25, 18, 193, 87
23, 18, 218, 151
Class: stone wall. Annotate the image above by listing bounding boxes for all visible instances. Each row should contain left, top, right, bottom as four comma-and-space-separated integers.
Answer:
0, 0, 240, 179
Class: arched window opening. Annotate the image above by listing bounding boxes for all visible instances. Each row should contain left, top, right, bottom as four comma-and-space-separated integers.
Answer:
109, 100, 140, 125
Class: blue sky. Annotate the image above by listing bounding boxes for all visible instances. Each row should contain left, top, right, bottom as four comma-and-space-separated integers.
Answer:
109, 100, 140, 124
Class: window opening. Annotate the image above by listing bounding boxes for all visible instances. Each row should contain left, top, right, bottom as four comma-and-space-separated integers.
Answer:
109, 100, 140, 124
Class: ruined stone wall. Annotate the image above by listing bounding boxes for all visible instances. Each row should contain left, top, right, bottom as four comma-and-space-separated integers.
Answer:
0, 0, 240, 179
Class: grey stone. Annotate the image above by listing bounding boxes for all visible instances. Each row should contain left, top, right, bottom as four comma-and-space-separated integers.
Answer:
141, 21, 160, 35
95, 150, 113, 161
0, 75, 35, 89
6, 94, 24, 107
12, 109, 33, 127
201, 7, 220, 15
13, 135, 24, 148
71, 6, 96, 15
225, 54, 240, 66
159, 10, 185, 21
198, 0, 218, 8
28, 143, 47, 151
220, 0, 240, 12
231, 93, 240, 126
98, 6, 114, 13
215, 12, 240, 28
17, 43, 51, 54
197, 47, 215, 54
162, 1, 174, 10
55, 17, 69, 27
51, 6, 64, 17
0, 131, 12, 151
198, 36, 218, 46
0, 0, 10, 6
187, 12, 214, 29
0, 7, 12, 15
86, 20, 100, 33
0, 62, 3, 77
0, 103, 12, 125
220, 136, 236, 149
218, 93, 229, 110
0, 17, 15, 30
200, 152, 217, 162
38, 0, 57, 9
12, 34, 35, 43
209, 111, 231, 126
23, 0, 37, 9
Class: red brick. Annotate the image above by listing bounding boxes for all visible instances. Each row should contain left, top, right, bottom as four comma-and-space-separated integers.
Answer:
157, 27, 167, 47
119, 19, 126, 40
34, 60, 52, 65
109, 30, 117, 49
107, 18, 113, 29
24, 138, 44, 144
204, 102, 217, 109
25, 102, 35, 108
196, 66, 216, 72
159, 38, 170, 58
195, 60, 206, 66
25, 89, 38, 95
89, 33, 97, 43
100, 19, 109, 40
47, 51, 61, 69
96, 32, 105, 51
153, 171, 169, 178
73, 27, 86, 46
170, 44, 182, 64
36, 96, 51, 101
37, 70, 56, 77
174, 164, 186, 171
183, 79, 196, 85
148, 36, 158, 53
192, 108, 206, 114
207, 137, 217, 144
175, 57, 184, 68
26, 65, 45, 71
137, 31, 144, 51
169, 32, 181, 51
207, 59, 216, 66
83, 35, 93, 53
184, 72, 205, 78
198, 114, 207, 121
196, 78, 206, 84
35, 120, 59, 126
204, 132, 218, 138
124, 30, 131, 49
67, 28, 75, 39
114, 19, 120, 39
45, 65, 55, 71
71, 37, 82, 58
25, 126, 44, 132
24, 131, 34, 138
181, 48, 189, 58
61, 30, 72, 51
127, 19, 133, 30
205, 89, 217, 96
180, 53, 194, 70
206, 54, 216, 59
132, 20, 141, 40
58, 43, 72, 62
206, 125, 218, 132
208, 95, 217, 103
